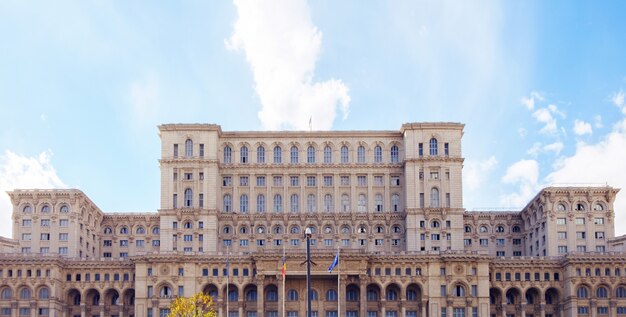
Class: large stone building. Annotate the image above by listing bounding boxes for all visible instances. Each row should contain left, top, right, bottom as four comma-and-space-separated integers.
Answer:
1, 122, 626, 317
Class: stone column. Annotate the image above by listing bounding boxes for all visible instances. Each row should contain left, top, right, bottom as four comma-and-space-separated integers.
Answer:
80, 304, 85, 317
339, 277, 346, 317
10, 302, 17, 317
30, 301, 37, 317
420, 302, 426, 317
278, 275, 284, 317
238, 305, 243, 317
256, 278, 265, 317
500, 301, 506, 317
520, 303, 526, 317
99, 304, 105, 317
359, 278, 367, 317
540, 303, 546, 317
610, 300, 617, 317
400, 300, 406, 317
590, 300, 597, 317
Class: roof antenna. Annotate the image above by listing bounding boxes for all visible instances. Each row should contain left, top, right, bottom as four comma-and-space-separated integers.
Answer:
309, 116, 312, 132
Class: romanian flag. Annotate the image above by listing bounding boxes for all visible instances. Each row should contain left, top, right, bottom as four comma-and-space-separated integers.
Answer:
281, 256, 286, 277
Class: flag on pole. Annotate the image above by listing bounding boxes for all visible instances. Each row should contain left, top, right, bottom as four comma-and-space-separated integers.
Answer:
328, 250, 339, 273
281, 255, 286, 277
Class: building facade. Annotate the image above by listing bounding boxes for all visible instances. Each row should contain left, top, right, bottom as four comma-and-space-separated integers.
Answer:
1, 122, 626, 317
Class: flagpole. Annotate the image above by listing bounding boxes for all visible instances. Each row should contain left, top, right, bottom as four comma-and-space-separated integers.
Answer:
337, 247, 340, 317
282, 244, 286, 317
226, 245, 229, 317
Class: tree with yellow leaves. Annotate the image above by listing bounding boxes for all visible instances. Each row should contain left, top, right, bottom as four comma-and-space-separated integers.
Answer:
167, 292, 217, 317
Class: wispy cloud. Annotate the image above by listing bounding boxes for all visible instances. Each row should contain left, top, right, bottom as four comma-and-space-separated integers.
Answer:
226, 0, 350, 130
520, 91, 543, 110
573, 119, 592, 135
0, 150, 66, 237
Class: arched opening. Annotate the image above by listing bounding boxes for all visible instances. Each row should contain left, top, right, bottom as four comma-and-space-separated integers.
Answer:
203, 284, 219, 301
545, 287, 561, 316
505, 288, 521, 316
243, 284, 258, 314
66, 289, 82, 317
405, 283, 423, 317
85, 289, 101, 316
489, 288, 503, 316
524, 287, 541, 316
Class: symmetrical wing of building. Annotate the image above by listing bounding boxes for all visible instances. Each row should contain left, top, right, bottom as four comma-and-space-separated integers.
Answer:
2, 122, 626, 317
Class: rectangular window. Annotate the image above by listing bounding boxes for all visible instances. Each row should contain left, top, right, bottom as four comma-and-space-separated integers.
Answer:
430, 171, 439, 179
418, 143, 423, 157
496, 239, 505, 245
374, 175, 384, 186
479, 239, 488, 246
419, 193, 424, 208
21, 233, 31, 241
172, 194, 177, 208
59, 219, 68, 227
340, 176, 350, 186
184, 172, 193, 180
440, 285, 447, 296
357, 175, 367, 186
223, 176, 232, 186
240, 176, 249, 186
496, 251, 505, 256
173, 144, 178, 158
273, 176, 283, 186
557, 246, 567, 253
306, 176, 316, 187
40, 219, 50, 226
323, 176, 333, 187
575, 218, 585, 225
512, 239, 521, 245
556, 218, 566, 225
558, 231, 567, 239
22, 219, 32, 227
595, 217, 605, 225
391, 176, 400, 186
256, 176, 266, 186
576, 232, 586, 239
444, 143, 449, 156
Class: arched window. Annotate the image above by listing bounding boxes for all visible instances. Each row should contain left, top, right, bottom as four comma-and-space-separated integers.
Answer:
324, 146, 332, 164
104, 227, 113, 234
496, 225, 505, 233
367, 289, 379, 301
464, 226, 472, 233
596, 286, 608, 298
256, 226, 265, 234
120, 227, 128, 234
392, 225, 402, 233
358, 194, 367, 212
341, 226, 350, 234
432, 220, 440, 228
290, 226, 300, 234
257, 146, 265, 163
228, 290, 238, 301
324, 194, 333, 212
577, 286, 589, 298
23, 205, 32, 213
184, 188, 193, 207
392, 194, 400, 212
224, 146, 232, 163
223, 195, 232, 212
594, 203, 604, 211
557, 203, 566, 211
375, 194, 383, 212
479, 226, 488, 233
390, 145, 399, 163
273, 226, 283, 234
274, 194, 283, 213
136, 227, 145, 234
92, 294, 100, 305
290, 194, 299, 213
1, 287, 11, 299
290, 146, 298, 164
307, 194, 316, 213
310, 290, 318, 301
41, 205, 50, 213
575, 203, 585, 211
429, 138, 438, 156
240, 194, 249, 212
273, 146, 282, 164
246, 290, 257, 301
374, 146, 383, 163
454, 285, 465, 297
152, 227, 160, 235
239, 226, 248, 234
512, 226, 521, 233
341, 194, 350, 212
240, 146, 249, 163
307, 146, 316, 164
386, 289, 398, 301
340, 146, 349, 163
266, 290, 278, 302
60, 205, 69, 213
287, 290, 298, 301
616, 286, 626, 298
326, 289, 338, 301
185, 139, 193, 157
257, 194, 265, 213
406, 289, 418, 301
357, 146, 366, 163
20, 288, 30, 299
223, 226, 232, 234
430, 187, 440, 207
37, 287, 53, 302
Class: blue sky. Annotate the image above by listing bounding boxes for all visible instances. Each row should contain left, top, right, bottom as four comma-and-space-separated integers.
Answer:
1, 1, 626, 237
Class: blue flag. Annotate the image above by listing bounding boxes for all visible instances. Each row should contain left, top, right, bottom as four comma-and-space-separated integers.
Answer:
328, 251, 339, 273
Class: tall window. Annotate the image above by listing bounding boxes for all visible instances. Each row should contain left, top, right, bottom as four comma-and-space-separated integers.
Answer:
341, 146, 349, 163
429, 138, 438, 156
307, 194, 316, 212
390, 145, 399, 163
274, 146, 282, 164
290, 194, 299, 213
374, 146, 382, 163
257, 146, 265, 163
184, 189, 193, 207
224, 146, 232, 163
341, 194, 350, 212
223, 195, 232, 212
375, 194, 383, 212
392, 194, 400, 212
324, 146, 332, 163
185, 139, 193, 157
290, 146, 299, 163
274, 194, 283, 213
431, 188, 440, 207
241, 146, 249, 163
257, 195, 265, 213
358, 194, 367, 212
324, 194, 333, 212
240, 194, 249, 212
307, 146, 316, 164
357, 146, 366, 163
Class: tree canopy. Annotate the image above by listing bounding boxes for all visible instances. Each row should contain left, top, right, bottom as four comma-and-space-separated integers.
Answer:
167, 293, 217, 317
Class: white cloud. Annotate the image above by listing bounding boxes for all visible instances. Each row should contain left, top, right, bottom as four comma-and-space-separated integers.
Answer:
500, 159, 540, 207
532, 108, 557, 134
0, 150, 66, 238
526, 142, 542, 157
226, 0, 350, 130
543, 142, 564, 155
573, 119, 593, 136
464, 156, 498, 190
594, 115, 603, 128
546, 118, 626, 234
520, 91, 543, 110
612, 90, 625, 113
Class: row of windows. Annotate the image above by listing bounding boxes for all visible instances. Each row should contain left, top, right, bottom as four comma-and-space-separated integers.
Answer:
223, 237, 404, 248
222, 175, 403, 188
221, 223, 404, 235
221, 193, 402, 213
21, 204, 70, 214
555, 202, 606, 212
222, 144, 404, 164
576, 285, 626, 298
64, 272, 132, 282
576, 267, 626, 277
555, 217, 605, 225
464, 224, 522, 234
0, 287, 49, 300
21, 219, 69, 227
493, 271, 560, 282
103, 226, 160, 235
